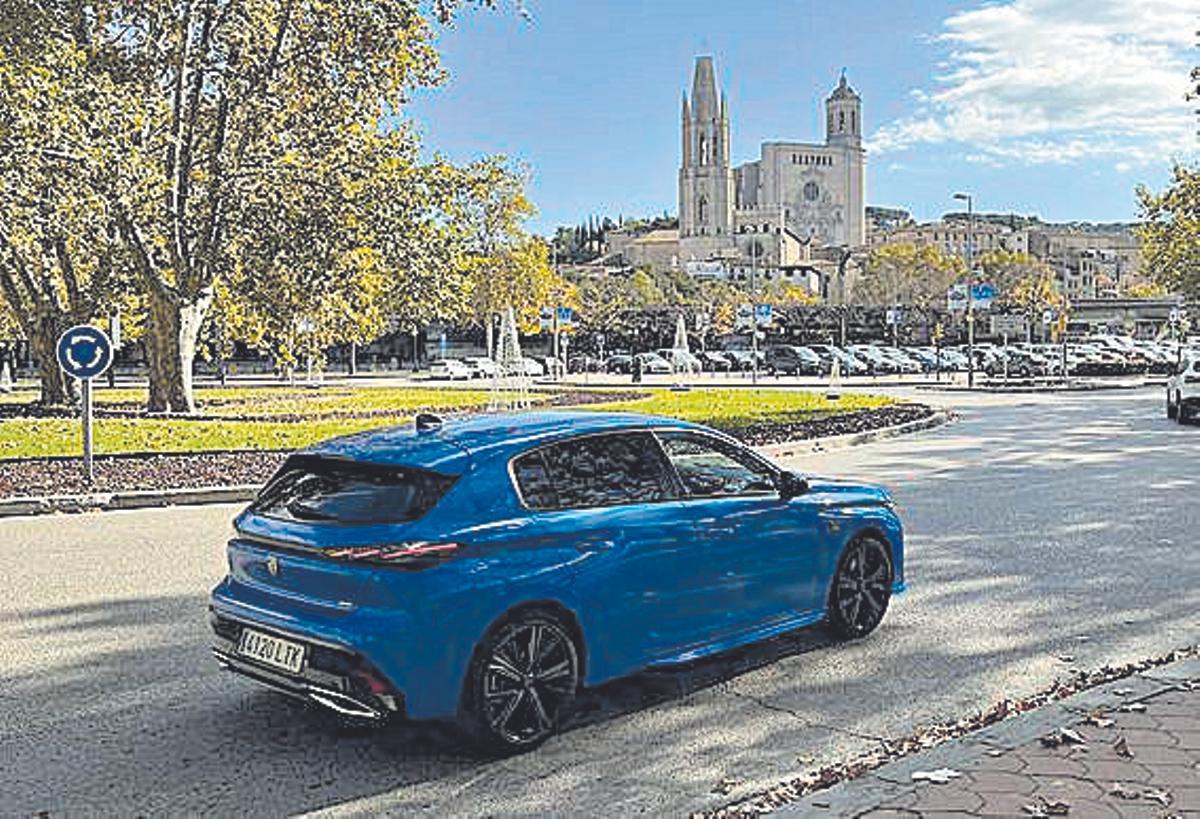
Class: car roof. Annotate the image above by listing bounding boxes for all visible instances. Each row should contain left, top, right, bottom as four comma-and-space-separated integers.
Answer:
304, 410, 702, 471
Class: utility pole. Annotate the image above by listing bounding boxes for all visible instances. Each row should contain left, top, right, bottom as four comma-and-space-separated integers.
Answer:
954, 192, 976, 388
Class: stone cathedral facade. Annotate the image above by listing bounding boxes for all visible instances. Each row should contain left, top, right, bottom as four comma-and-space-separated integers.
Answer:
605, 55, 867, 287
679, 55, 866, 266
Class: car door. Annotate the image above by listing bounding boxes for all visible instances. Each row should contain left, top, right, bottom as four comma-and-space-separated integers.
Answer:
655, 430, 824, 637
509, 430, 724, 665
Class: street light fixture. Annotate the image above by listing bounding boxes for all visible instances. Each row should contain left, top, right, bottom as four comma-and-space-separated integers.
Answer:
953, 192, 975, 389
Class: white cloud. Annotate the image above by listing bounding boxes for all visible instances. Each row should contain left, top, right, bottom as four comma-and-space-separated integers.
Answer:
868, 0, 1198, 168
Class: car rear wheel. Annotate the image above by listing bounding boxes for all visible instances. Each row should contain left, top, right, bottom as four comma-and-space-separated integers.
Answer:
827, 536, 893, 640
461, 611, 580, 755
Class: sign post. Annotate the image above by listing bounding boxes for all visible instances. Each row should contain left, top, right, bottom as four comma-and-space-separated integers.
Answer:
56, 325, 114, 486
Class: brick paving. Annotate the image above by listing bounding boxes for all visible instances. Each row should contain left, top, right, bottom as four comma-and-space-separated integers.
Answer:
778, 661, 1200, 818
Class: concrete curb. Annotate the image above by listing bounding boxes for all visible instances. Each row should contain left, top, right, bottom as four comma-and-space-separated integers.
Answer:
771, 653, 1200, 817
0, 410, 949, 519
757, 409, 951, 461
0, 484, 260, 518
919, 379, 1156, 394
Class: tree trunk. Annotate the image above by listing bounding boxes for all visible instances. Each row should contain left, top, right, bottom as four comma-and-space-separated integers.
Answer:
29, 317, 75, 406
144, 286, 212, 413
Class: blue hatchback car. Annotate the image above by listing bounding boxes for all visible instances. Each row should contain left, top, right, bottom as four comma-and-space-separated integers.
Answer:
209, 410, 905, 752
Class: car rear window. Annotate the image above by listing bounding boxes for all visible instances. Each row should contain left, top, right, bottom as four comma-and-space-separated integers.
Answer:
252, 455, 458, 524
512, 431, 674, 510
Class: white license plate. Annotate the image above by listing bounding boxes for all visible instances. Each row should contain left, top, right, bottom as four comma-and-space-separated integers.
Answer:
237, 628, 306, 674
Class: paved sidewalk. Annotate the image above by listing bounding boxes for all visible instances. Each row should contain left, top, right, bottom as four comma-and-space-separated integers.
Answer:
777, 658, 1200, 818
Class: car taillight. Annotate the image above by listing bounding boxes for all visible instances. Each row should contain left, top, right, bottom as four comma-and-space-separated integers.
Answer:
324, 542, 463, 569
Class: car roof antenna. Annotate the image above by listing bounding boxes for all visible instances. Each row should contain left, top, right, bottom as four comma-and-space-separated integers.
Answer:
415, 412, 443, 433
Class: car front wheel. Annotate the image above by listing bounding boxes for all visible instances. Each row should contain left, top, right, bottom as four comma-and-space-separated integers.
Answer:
827, 535, 893, 639
461, 611, 580, 755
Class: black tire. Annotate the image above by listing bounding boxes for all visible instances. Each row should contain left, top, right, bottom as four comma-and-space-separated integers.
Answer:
827, 535, 894, 640
1180, 398, 1192, 425
460, 610, 580, 755
1167, 392, 1178, 420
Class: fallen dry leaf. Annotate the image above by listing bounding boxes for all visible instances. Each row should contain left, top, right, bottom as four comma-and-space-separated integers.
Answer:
1040, 728, 1086, 748
1114, 737, 1133, 758
1114, 687, 1135, 696
1109, 782, 1140, 799
1143, 788, 1172, 807
1084, 712, 1115, 728
911, 768, 962, 784
1119, 702, 1147, 713
712, 777, 742, 796
1023, 797, 1070, 816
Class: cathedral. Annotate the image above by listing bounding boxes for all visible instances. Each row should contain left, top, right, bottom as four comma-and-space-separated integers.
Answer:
607, 55, 866, 287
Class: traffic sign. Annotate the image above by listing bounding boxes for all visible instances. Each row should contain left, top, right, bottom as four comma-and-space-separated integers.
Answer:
754, 303, 773, 326
56, 324, 113, 487
972, 283, 997, 310
1042, 308, 1055, 325
56, 325, 113, 380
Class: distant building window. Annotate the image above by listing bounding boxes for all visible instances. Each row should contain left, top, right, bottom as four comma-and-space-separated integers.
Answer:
803, 181, 819, 202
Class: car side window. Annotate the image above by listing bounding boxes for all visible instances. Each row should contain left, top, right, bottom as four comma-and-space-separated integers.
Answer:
513, 431, 674, 510
657, 432, 776, 498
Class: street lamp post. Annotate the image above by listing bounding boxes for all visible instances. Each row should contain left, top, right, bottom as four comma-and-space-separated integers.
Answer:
750, 240, 760, 386
953, 192, 975, 388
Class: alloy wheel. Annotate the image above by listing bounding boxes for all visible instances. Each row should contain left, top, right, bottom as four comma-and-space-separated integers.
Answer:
478, 618, 579, 749
830, 537, 893, 638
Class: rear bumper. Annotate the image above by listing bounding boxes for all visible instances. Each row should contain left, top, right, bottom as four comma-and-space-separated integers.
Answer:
209, 608, 404, 722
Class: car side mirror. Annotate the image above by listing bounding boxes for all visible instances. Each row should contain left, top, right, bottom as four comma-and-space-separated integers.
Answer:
775, 470, 809, 500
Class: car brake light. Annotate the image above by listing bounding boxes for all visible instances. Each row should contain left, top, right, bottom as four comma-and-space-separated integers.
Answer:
324, 542, 462, 567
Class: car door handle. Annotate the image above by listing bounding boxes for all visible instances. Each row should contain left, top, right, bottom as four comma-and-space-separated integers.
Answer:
698, 520, 735, 536
575, 538, 616, 553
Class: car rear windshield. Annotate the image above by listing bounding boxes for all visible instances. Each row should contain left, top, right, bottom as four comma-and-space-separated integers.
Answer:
251, 454, 458, 524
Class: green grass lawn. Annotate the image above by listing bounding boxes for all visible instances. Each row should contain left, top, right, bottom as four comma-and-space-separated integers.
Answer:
0, 386, 891, 459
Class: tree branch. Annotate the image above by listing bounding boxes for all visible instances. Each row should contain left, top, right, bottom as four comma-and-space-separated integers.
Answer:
166, 1, 195, 279
53, 235, 86, 319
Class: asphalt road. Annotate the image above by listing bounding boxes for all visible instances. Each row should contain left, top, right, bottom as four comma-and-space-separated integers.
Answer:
2, 387, 1197, 817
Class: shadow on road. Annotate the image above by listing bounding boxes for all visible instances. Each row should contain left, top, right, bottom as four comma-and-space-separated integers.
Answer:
3, 391, 1198, 815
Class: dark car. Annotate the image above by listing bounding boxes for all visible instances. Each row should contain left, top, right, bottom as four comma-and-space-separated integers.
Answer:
698, 350, 733, 372
764, 345, 823, 376
605, 354, 633, 374
210, 411, 905, 753
568, 355, 603, 374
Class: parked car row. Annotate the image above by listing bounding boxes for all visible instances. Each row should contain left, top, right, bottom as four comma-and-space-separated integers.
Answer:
429, 356, 547, 380
427, 336, 1194, 381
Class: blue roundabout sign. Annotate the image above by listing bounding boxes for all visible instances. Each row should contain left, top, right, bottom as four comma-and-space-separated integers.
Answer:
56, 325, 114, 380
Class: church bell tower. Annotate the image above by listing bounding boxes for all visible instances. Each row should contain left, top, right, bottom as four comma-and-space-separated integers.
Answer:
825, 70, 862, 147
679, 56, 734, 240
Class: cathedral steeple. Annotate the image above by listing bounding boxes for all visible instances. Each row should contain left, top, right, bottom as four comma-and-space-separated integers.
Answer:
679, 55, 734, 240
825, 69, 862, 147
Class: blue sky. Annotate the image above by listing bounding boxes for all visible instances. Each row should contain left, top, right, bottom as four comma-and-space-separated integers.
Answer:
408, 0, 1198, 235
